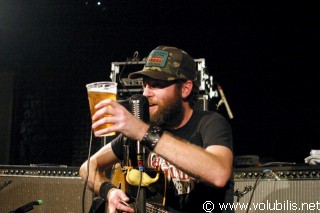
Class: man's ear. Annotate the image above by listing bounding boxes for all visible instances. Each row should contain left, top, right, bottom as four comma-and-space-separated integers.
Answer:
181, 80, 193, 99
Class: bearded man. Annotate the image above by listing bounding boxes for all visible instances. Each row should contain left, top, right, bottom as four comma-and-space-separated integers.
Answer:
80, 46, 234, 213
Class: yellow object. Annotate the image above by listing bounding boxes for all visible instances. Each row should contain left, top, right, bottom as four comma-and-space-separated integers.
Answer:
126, 168, 159, 187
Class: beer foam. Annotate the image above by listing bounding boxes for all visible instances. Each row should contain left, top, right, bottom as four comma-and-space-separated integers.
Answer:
88, 87, 116, 93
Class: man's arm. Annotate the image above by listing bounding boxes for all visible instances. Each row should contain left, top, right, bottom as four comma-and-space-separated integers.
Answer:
79, 142, 135, 213
153, 132, 233, 187
79, 142, 119, 194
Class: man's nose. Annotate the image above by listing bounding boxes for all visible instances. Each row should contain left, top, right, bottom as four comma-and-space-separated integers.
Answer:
143, 85, 153, 96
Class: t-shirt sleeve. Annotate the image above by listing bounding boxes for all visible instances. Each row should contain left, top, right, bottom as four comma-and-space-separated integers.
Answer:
200, 113, 233, 151
111, 134, 125, 160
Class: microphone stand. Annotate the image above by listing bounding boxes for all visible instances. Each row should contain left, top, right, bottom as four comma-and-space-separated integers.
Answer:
129, 94, 149, 213
217, 84, 234, 119
136, 141, 146, 213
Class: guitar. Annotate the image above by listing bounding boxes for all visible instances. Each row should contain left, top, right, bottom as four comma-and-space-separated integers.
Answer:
89, 163, 170, 213
89, 198, 170, 213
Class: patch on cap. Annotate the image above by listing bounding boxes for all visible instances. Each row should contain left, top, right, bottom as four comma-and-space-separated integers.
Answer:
145, 50, 168, 68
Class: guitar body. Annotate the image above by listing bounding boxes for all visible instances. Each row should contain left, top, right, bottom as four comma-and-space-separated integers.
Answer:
110, 163, 128, 192
89, 163, 170, 213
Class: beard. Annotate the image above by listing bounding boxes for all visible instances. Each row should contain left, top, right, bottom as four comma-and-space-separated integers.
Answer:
149, 86, 185, 130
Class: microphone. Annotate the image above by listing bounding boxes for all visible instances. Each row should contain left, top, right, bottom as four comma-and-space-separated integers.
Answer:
217, 84, 234, 119
129, 94, 150, 123
11, 200, 43, 213
263, 169, 281, 180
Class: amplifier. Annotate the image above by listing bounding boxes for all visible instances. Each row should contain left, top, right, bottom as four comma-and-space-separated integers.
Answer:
233, 165, 320, 213
0, 165, 94, 213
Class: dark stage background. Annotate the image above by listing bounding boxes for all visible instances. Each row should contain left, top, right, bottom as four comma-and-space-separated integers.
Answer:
0, 0, 319, 166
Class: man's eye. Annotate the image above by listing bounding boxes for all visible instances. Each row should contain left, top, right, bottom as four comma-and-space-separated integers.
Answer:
143, 81, 161, 88
143, 80, 177, 89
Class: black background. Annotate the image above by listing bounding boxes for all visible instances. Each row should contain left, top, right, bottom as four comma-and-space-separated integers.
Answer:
1, 0, 319, 166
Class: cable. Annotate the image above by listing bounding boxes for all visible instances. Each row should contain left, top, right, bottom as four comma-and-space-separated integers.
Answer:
133, 170, 143, 213
118, 51, 140, 88
82, 129, 94, 213
134, 147, 144, 212
245, 175, 261, 213
118, 59, 129, 88
117, 51, 143, 100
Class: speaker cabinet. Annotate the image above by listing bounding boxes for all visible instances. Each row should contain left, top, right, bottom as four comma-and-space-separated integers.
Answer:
233, 165, 320, 213
0, 165, 94, 213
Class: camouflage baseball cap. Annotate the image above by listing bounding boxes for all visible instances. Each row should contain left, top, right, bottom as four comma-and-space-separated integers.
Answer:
128, 46, 197, 81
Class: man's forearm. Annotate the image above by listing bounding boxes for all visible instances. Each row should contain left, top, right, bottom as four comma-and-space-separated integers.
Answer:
153, 132, 233, 187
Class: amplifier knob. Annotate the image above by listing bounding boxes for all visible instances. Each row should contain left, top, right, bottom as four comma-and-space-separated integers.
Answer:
298, 172, 306, 178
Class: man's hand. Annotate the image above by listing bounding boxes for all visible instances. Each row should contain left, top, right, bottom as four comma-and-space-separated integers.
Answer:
92, 99, 148, 141
107, 188, 134, 213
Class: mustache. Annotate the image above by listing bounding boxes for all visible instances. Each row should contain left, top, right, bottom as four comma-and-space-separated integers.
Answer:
148, 100, 157, 106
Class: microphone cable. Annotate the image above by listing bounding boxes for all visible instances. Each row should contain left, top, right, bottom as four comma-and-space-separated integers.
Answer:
9, 200, 43, 213
132, 169, 142, 213
245, 174, 261, 213
245, 169, 280, 213
82, 129, 94, 213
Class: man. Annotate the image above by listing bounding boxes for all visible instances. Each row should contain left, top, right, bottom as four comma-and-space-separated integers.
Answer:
80, 46, 234, 213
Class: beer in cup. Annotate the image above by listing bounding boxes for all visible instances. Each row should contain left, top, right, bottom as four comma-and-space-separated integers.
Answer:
86, 81, 117, 137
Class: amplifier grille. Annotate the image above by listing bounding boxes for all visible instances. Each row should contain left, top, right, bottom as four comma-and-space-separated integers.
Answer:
234, 179, 320, 213
233, 165, 320, 213
0, 165, 94, 213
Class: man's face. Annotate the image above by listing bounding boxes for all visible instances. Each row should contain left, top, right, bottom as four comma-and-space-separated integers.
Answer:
143, 77, 185, 129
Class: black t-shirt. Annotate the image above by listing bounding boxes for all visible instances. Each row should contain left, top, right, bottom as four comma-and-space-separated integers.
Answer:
111, 110, 234, 213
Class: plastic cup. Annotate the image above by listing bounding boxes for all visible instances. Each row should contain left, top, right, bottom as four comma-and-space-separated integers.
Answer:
86, 81, 117, 137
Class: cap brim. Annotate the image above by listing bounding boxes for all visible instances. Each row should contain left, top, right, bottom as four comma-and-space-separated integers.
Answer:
128, 69, 178, 81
